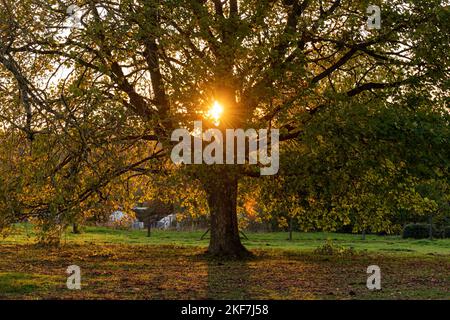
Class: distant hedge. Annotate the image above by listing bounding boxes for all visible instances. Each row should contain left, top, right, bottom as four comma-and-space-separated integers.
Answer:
402, 223, 433, 239
402, 223, 450, 239
442, 226, 450, 239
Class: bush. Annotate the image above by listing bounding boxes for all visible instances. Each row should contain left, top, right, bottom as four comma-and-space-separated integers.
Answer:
402, 223, 437, 239
314, 239, 356, 256
442, 226, 450, 238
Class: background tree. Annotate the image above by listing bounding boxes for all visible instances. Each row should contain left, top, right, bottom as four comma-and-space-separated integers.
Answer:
259, 96, 449, 236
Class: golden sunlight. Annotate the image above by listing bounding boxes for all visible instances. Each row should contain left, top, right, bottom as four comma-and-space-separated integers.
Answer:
206, 101, 224, 125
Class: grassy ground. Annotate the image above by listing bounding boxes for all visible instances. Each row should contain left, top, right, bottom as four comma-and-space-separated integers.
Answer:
0, 225, 449, 300
4, 224, 450, 255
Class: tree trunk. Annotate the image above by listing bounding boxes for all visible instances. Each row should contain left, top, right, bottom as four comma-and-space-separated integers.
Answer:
201, 168, 249, 258
288, 216, 293, 241
428, 215, 433, 240
72, 223, 81, 234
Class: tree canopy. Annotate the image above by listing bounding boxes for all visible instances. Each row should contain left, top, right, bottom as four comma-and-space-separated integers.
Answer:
0, 0, 448, 254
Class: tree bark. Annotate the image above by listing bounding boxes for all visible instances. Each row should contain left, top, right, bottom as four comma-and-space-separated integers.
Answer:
201, 168, 249, 258
72, 223, 81, 234
428, 215, 433, 240
288, 216, 293, 241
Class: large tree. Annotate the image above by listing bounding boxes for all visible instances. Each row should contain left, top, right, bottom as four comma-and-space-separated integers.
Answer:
0, 0, 448, 255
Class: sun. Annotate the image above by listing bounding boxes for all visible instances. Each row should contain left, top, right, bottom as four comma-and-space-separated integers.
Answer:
206, 101, 224, 125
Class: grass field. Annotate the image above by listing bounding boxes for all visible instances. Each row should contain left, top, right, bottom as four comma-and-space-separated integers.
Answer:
0, 225, 449, 300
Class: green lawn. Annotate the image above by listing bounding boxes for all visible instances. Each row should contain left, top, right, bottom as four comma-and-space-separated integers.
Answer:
3, 224, 449, 255
0, 225, 449, 300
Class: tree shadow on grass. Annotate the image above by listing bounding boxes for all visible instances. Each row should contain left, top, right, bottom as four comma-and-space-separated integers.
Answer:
206, 258, 253, 299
